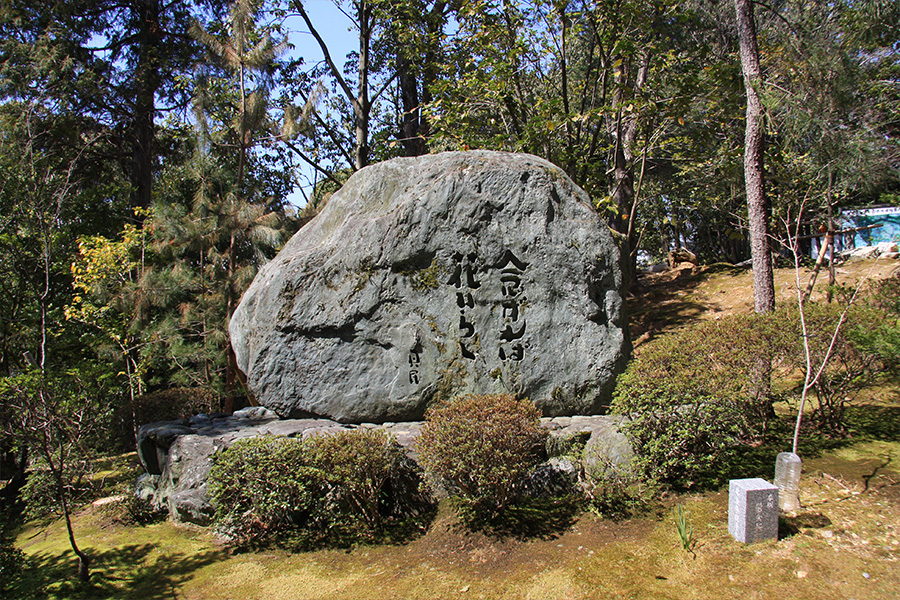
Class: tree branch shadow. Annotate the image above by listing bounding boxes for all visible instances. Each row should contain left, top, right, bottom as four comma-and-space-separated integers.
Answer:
15, 543, 226, 599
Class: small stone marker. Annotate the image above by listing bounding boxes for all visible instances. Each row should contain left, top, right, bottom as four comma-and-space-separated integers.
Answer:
729, 478, 779, 543
774, 452, 802, 512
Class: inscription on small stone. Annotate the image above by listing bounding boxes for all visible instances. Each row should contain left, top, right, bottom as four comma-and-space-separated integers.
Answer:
729, 478, 779, 544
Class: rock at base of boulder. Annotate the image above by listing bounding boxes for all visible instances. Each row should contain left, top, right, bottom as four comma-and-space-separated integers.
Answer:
138, 413, 633, 525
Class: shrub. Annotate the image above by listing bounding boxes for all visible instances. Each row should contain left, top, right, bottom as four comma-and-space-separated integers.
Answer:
614, 301, 891, 488
611, 314, 777, 487
113, 387, 221, 450
303, 428, 426, 544
579, 438, 655, 518
208, 430, 431, 549
111, 493, 167, 526
22, 459, 96, 521
848, 274, 900, 375
771, 302, 887, 436
208, 436, 328, 549
415, 394, 548, 515
0, 543, 27, 597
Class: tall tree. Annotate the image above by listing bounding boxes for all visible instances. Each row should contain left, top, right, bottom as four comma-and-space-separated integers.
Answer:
291, 0, 389, 170
126, 0, 297, 405
0, 0, 226, 218
0, 100, 128, 585
429, 0, 702, 283
192, 0, 288, 192
734, 0, 774, 313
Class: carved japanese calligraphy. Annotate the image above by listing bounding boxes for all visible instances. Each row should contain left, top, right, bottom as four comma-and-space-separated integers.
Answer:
496, 250, 528, 362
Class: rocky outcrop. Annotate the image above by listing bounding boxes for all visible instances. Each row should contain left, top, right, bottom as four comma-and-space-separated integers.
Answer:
230, 151, 630, 423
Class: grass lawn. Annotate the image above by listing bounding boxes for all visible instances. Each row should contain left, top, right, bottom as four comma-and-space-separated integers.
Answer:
13, 434, 899, 599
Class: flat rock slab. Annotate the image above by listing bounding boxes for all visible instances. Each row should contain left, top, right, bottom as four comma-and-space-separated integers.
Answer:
230, 151, 629, 423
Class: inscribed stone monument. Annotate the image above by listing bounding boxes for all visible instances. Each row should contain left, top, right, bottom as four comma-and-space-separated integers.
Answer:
230, 151, 630, 423
729, 478, 779, 544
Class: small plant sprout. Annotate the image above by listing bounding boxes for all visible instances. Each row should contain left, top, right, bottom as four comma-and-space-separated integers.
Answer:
674, 504, 695, 554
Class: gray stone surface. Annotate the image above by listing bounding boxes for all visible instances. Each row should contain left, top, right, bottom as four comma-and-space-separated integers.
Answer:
137, 421, 192, 475
230, 150, 630, 423
138, 411, 345, 524
729, 478, 779, 543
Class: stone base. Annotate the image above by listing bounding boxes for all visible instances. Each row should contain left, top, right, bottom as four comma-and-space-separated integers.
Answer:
136, 410, 633, 525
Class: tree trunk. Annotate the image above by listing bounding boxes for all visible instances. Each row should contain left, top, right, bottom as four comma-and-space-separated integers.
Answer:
606, 51, 649, 290
52, 448, 90, 582
355, 1, 372, 170
130, 0, 161, 217
735, 0, 774, 313
736, 0, 775, 431
397, 53, 427, 156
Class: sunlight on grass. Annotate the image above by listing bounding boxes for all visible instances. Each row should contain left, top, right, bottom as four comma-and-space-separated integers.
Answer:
13, 433, 900, 600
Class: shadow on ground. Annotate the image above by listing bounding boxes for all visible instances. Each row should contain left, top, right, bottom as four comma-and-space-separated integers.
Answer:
454, 495, 583, 541
13, 544, 226, 600
846, 404, 900, 441
629, 265, 744, 344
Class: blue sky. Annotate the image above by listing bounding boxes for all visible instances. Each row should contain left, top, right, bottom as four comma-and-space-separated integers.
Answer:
280, 0, 357, 208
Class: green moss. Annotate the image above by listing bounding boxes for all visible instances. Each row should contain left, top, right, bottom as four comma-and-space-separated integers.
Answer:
351, 258, 378, 295
403, 259, 447, 292
546, 430, 591, 458
428, 359, 468, 408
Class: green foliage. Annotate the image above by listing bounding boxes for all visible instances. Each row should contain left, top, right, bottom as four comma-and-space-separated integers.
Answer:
582, 456, 655, 519
614, 299, 892, 487
112, 387, 221, 450
847, 275, 900, 375
612, 315, 775, 487
101, 494, 167, 528
0, 542, 27, 597
302, 429, 407, 538
208, 435, 328, 549
770, 301, 886, 436
454, 494, 583, 539
208, 430, 431, 550
21, 461, 94, 522
415, 394, 548, 518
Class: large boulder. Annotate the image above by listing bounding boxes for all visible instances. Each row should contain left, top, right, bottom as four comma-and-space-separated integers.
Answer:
230, 151, 630, 423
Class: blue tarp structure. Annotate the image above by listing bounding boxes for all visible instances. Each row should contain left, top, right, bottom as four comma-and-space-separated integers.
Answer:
842, 206, 900, 246
808, 205, 900, 258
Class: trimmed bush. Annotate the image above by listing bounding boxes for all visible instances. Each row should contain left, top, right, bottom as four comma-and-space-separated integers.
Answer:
612, 314, 778, 487
303, 428, 424, 544
208, 436, 327, 548
415, 394, 548, 515
613, 301, 891, 488
849, 274, 900, 375
208, 429, 432, 549
769, 302, 887, 436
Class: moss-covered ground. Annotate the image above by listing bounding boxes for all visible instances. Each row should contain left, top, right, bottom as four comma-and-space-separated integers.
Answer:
13, 435, 899, 600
